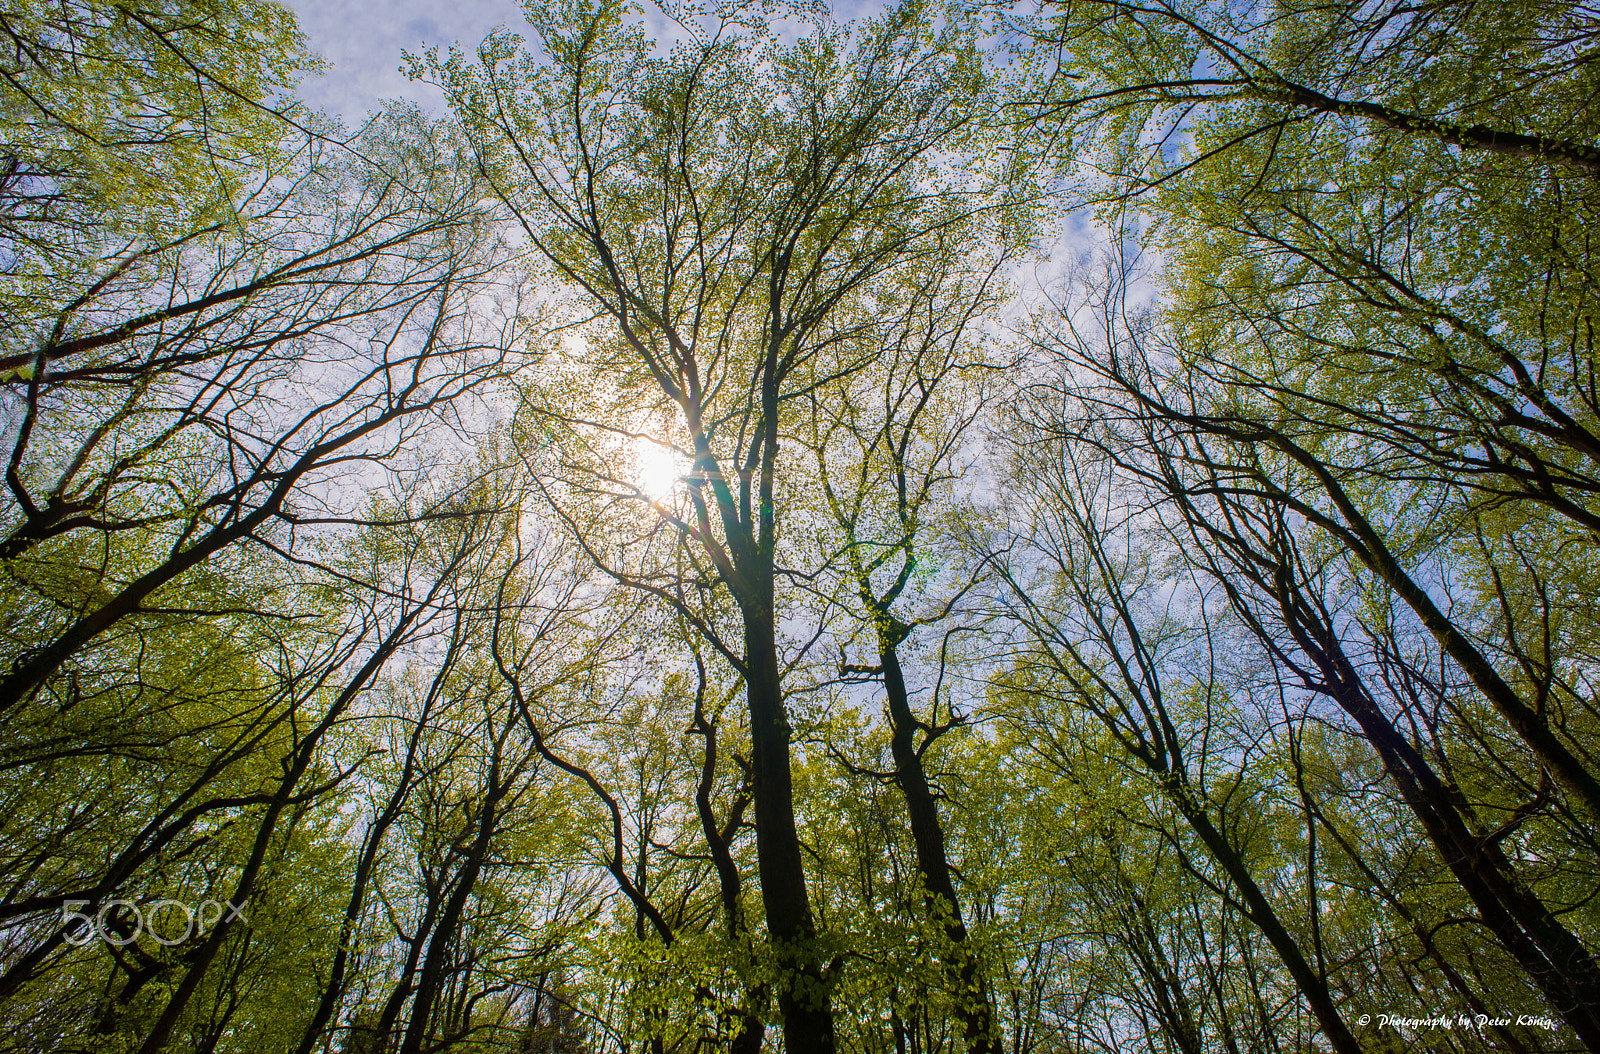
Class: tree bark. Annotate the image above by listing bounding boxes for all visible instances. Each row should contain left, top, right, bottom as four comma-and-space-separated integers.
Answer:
879, 630, 1001, 1054
690, 674, 766, 1054
744, 609, 836, 1054
1164, 783, 1363, 1054
397, 748, 514, 1054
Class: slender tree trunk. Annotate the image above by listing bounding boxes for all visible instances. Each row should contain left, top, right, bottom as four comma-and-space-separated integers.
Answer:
691, 681, 765, 1054
1216, 494, 1600, 1044
293, 720, 428, 1054
1312, 811, 1533, 1054
371, 889, 444, 1049
1261, 430, 1600, 827
1165, 785, 1363, 1054
397, 758, 510, 1054
135, 769, 301, 1054
879, 635, 1001, 1054
1305, 632, 1600, 1046
1161, 432, 1600, 1041
133, 601, 427, 1053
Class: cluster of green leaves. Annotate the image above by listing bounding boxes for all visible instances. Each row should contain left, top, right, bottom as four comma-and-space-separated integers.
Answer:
992, 0, 1600, 1049
0, 0, 317, 364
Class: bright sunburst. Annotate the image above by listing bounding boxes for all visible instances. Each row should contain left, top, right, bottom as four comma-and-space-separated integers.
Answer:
632, 437, 681, 499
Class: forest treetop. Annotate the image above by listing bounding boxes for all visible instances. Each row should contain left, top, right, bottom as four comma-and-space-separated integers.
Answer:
0, 1, 1596, 1052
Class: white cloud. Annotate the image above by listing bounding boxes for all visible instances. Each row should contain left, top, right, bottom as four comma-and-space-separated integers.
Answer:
283, 0, 526, 119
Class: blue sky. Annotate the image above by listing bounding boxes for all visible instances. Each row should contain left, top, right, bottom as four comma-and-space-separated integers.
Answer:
282, 0, 893, 122
278, 0, 1087, 301
283, 0, 526, 120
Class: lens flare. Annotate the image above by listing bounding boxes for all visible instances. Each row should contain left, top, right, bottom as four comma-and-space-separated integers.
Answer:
633, 438, 679, 498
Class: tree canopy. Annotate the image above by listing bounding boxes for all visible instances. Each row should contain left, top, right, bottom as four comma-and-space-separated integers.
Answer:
0, 0, 1595, 1052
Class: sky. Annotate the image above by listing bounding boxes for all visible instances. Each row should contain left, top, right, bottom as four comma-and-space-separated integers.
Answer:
278, 0, 1094, 307
282, 0, 526, 120
282, 0, 891, 123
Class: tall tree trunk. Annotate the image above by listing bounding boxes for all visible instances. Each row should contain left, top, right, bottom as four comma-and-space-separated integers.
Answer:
878, 632, 1001, 1054
397, 753, 512, 1054
1185, 477, 1600, 1044
690, 669, 765, 1054
1164, 784, 1363, 1054
134, 610, 420, 1054
1290, 602, 1600, 1046
293, 699, 435, 1054
744, 610, 836, 1054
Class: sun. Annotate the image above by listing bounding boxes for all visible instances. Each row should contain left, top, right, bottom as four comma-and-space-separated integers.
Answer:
632, 437, 681, 499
